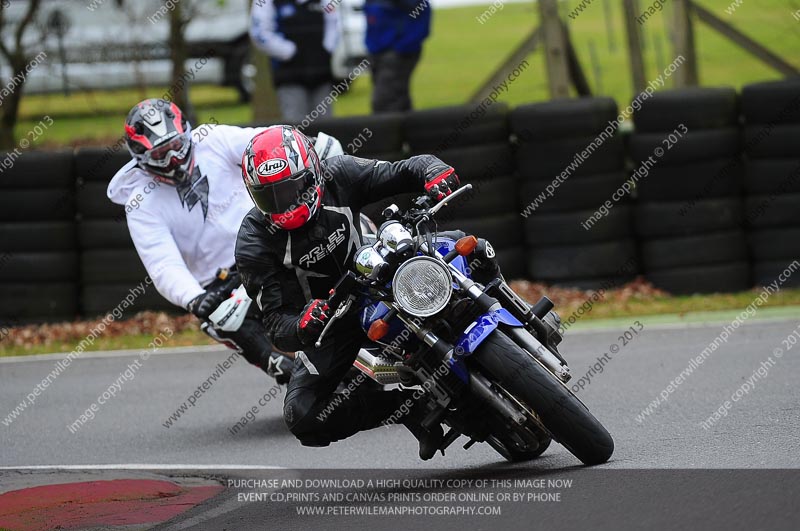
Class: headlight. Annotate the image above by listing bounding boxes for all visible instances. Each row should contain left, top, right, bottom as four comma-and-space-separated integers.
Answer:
392, 256, 452, 317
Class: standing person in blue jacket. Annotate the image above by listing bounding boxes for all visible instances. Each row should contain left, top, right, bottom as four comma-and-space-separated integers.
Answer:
250, 0, 339, 123
364, 0, 431, 113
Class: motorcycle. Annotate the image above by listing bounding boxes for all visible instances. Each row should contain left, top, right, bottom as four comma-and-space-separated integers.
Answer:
316, 184, 615, 465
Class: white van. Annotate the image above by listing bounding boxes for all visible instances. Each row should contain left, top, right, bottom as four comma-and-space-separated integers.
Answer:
0, 0, 367, 101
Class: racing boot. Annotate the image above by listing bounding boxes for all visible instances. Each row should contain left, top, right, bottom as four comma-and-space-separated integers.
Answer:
402, 404, 445, 461
261, 351, 294, 385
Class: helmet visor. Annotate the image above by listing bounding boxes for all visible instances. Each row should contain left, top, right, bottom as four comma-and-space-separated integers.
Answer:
250, 169, 315, 215
141, 132, 192, 169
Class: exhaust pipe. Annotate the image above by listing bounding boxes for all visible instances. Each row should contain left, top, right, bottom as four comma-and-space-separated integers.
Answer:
354, 348, 403, 385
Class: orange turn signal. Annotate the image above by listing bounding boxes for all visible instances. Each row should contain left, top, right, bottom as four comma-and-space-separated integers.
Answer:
368, 319, 391, 342
455, 235, 478, 256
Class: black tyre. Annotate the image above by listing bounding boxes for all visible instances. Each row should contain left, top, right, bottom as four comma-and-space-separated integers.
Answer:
76, 182, 125, 219
634, 198, 743, 237
77, 219, 134, 249
80, 284, 175, 317
0, 150, 74, 188
744, 194, 800, 228
437, 143, 515, 181
405, 103, 510, 151
510, 97, 618, 141
527, 239, 638, 280
633, 87, 738, 132
2, 252, 78, 281
494, 246, 525, 280
80, 249, 147, 284
635, 158, 743, 201
753, 261, 800, 288
439, 214, 521, 250
74, 147, 131, 182
472, 331, 614, 465
0, 189, 74, 221
0, 222, 76, 252
747, 227, 800, 261
517, 134, 625, 181
741, 79, 800, 125
640, 231, 747, 271
743, 124, 800, 159
523, 206, 632, 246
520, 172, 628, 213
0, 283, 78, 321
550, 274, 637, 291
743, 159, 800, 194
443, 176, 517, 219
303, 113, 405, 154
629, 128, 739, 166
646, 262, 751, 294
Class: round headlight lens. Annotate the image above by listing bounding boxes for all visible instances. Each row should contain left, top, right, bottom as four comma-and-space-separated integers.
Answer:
392, 256, 452, 317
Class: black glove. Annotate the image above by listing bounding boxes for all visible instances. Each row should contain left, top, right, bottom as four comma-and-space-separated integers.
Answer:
424, 162, 460, 203
187, 286, 233, 319
296, 299, 330, 346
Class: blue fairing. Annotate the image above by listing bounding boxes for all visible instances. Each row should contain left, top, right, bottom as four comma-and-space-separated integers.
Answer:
455, 308, 524, 357
434, 238, 470, 277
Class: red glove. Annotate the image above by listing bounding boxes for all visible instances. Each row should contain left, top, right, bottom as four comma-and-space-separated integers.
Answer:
297, 299, 329, 346
424, 164, 460, 203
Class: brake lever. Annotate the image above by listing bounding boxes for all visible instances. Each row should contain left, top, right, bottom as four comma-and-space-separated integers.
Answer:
314, 295, 355, 348
427, 183, 473, 216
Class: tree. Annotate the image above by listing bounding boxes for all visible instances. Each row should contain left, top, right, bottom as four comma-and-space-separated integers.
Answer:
0, 0, 43, 150
168, 0, 197, 123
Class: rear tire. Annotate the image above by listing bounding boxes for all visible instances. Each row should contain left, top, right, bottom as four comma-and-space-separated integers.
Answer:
472, 330, 614, 465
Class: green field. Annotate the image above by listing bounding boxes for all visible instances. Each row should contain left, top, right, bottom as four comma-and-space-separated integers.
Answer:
14, 0, 800, 147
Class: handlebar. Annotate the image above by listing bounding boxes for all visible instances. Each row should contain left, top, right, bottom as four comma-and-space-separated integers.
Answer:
428, 183, 473, 216
313, 184, 474, 347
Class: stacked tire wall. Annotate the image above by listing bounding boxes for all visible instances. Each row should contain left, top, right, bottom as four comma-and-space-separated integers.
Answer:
512, 98, 636, 289
0, 78, 798, 322
405, 104, 526, 279
0, 151, 79, 322
631, 87, 750, 294
741, 79, 800, 287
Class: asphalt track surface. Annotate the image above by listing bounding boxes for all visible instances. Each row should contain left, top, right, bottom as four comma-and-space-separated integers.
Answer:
2, 317, 799, 529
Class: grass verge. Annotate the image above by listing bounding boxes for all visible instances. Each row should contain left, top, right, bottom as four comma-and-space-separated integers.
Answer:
2, 284, 799, 358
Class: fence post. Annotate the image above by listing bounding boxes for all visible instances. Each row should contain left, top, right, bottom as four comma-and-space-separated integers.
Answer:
539, 0, 572, 99
671, 0, 699, 87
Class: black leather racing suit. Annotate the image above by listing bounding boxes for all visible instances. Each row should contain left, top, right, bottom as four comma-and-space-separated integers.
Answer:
235, 154, 446, 446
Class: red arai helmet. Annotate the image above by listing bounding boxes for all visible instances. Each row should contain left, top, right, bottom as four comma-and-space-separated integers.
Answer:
124, 98, 195, 184
242, 126, 323, 230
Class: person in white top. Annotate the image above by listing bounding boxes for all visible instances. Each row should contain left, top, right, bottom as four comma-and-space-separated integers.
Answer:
107, 98, 343, 383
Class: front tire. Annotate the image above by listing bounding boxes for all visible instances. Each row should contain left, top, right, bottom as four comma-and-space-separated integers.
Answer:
471, 330, 614, 465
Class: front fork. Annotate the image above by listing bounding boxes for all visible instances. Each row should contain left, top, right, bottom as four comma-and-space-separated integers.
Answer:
389, 270, 570, 443
447, 265, 572, 383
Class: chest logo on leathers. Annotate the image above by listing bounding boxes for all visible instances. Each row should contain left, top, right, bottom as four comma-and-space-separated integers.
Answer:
299, 224, 347, 267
